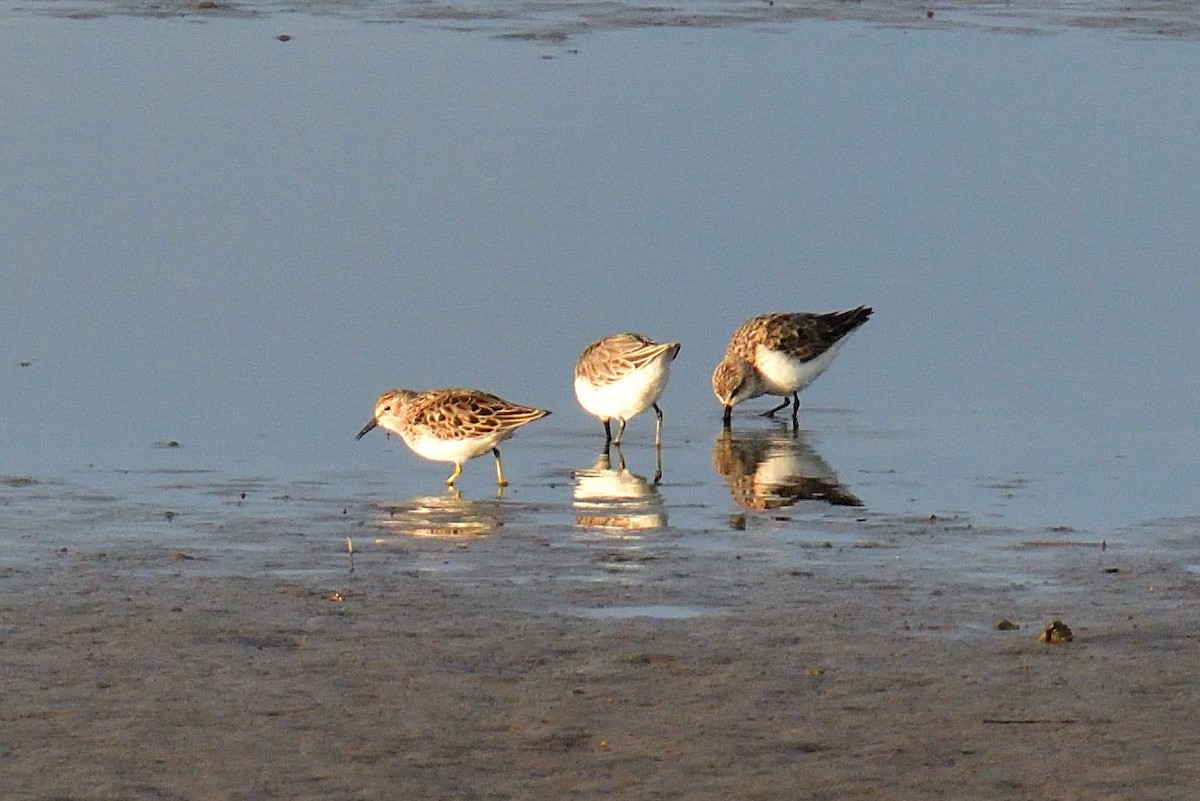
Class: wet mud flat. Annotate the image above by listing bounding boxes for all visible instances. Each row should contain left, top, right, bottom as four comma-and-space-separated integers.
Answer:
2, 481, 1198, 800
18, 0, 1200, 40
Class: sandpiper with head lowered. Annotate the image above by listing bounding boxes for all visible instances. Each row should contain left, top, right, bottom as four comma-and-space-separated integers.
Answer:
356, 387, 551, 488
712, 307, 872, 425
574, 333, 681, 447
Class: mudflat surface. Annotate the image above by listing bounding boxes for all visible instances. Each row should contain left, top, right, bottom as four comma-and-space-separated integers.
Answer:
3, 486, 1197, 799
16, 0, 1200, 41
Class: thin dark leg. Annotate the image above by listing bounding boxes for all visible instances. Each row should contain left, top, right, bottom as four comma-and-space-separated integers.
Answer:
612, 443, 627, 472
613, 418, 628, 446
603, 419, 613, 446
653, 403, 664, 447
722, 405, 732, 428
790, 392, 800, 425
762, 396, 791, 417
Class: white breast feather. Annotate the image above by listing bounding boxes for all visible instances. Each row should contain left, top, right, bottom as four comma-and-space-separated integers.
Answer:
575, 361, 671, 421
754, 341, 845, 395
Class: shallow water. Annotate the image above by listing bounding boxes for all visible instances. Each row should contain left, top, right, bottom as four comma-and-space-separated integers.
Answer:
1, 10, 1198, 558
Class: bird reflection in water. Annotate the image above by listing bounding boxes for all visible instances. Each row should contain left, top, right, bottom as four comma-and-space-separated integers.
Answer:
369, 493, 505, 538
573, 446, 667, 533
712, 424, 863, 510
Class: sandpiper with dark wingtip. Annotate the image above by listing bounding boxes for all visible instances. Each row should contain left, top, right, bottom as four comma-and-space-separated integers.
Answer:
712, 307, 872, 424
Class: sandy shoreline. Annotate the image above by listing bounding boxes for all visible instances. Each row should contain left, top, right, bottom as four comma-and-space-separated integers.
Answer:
4, 503, 1197, 799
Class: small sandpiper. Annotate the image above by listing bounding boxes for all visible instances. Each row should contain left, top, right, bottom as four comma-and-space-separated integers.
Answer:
574, 332, 681, 446
712, 307, 872, 424
356, 387, 550, 488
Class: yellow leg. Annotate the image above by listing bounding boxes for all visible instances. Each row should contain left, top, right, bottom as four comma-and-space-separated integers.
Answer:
493, 448, 509, 487
445, 462, 463, 487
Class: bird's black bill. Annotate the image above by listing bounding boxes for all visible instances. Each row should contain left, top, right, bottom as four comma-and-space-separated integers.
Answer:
355, 419, 378, 440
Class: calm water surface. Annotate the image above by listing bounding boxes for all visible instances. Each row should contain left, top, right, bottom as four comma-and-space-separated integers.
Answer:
2, 13, 1198, 545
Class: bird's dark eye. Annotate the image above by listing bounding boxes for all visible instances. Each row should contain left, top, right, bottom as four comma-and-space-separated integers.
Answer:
383, 405, 391, 412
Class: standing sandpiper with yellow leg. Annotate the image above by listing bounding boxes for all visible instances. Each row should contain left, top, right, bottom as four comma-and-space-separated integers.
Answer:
356, 388, 550, 488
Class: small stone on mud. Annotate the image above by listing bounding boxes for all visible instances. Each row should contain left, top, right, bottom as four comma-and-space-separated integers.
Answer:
996, 619, 1020, 631
1039, 620, 1073, 643
277, 34, 292, 41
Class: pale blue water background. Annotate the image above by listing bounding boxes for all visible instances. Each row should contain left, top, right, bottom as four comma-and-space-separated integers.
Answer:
2, 11, 1198, 539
